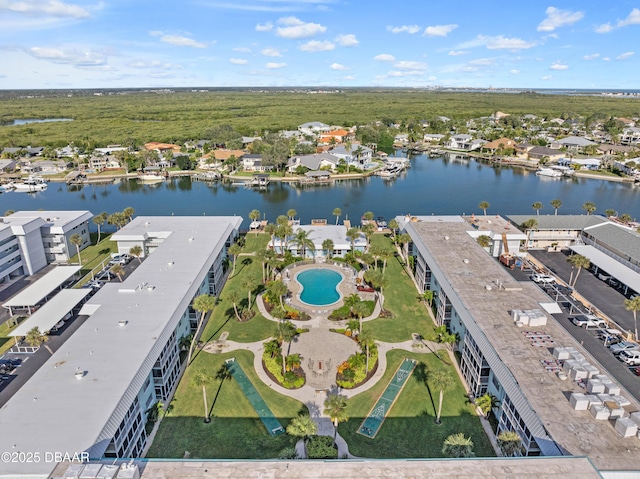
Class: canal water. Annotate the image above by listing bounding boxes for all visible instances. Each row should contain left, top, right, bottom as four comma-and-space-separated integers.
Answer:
1, 153, 638, 227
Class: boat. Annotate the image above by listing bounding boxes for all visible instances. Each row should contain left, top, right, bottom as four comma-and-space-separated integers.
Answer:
11, 176, 48, 192
535, 168, 563, 178
137, 173, 165, 184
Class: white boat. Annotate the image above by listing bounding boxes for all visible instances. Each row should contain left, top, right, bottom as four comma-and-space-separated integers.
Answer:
11, 176, 48, 192
137, 174, 165, 183
535, 168, 563, 178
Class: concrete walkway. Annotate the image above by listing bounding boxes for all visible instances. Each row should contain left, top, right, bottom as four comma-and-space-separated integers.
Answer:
204, 292, 445, 459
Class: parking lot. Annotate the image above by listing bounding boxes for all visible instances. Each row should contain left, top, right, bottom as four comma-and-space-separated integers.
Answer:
499, 250, 640, 401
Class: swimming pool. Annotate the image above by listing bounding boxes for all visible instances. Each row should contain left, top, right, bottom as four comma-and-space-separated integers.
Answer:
296, 268, 343, 306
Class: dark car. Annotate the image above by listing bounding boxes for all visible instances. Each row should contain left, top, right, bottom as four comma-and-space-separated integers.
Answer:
357, 284, 375, 292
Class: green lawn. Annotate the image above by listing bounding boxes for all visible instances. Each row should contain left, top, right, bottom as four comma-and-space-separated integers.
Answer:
147, 349, 303, 459
339, 350, 494, 458
70, 233, 118, 286
366, 234, 436, 342
200, 234, 275, 343
0, 317, 24, 356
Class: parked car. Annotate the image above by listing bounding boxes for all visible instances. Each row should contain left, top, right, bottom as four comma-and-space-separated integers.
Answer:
571, 314, 606, 329
598, 329, 622, 345
0, 360, 15, 373
618, 350, 640, 366
531, 273, 555, 284
109, 254, 132, 266
357, 284, 375, 293
607, 278, 620, 288
51, 320, 65, 332
610, 341, 640, 355
597, 272, 611, 282
96, 270, 114, 281
629, 366, 640, 377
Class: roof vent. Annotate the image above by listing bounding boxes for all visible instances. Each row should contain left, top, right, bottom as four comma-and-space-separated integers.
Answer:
167, 261, 175, 266
463, 259, 469, 264
75, 368, 85, 380
485, 285, 493, 291
189, 237, 195, 242
119, 319, 127, 327
444, 236, 449, 240
146, 285, 155, 291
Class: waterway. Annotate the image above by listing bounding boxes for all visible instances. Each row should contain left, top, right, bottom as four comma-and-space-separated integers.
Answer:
4, 118, 74, 126
1, 153, 639, 227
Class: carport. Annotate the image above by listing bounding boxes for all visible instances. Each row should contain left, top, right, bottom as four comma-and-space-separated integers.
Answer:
8, 289, 92, 341
570, 245, 640, 295
2, 266, 81, 315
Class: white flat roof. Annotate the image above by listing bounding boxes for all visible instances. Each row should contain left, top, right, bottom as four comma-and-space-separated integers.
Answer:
2, 265, 81, 308
0, 217, 241, 477
9, 210, 93, 232
570, 244, 640, 292
292, 225, 366, 249
10, 289, 91, 337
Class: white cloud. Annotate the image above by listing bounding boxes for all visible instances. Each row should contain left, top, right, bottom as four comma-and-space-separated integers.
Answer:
0, 0, 91, 18
266, 62, 286, 69
616, 51, 635, 60
374, 53, 395, 62
541, 75, 553, 80
550, 61, 568, 70
129, 60, 181, 70
510, 69, 521, 74
330, 62, 348, 70
233, 46, 251, 52
468, 58, 494, 66
596, 8, 640, 33
583, 53, 600, 60
537, 6, 584, 32
448, 50, 468, 56
299, 40, 334, 51
602, 57, 611, 61
393, 60, 427, 70
27, 46, 107, 66
387, 25, 420, 34
256, 21, 273, 32
261, 47, 282, 57
150, 32, 206, 48
343, 75, 355, 80
336, 34, 358, 46
230, 58, 248, 65
387, 70, 424, 77
457, 35, 536, 50
276, 16, 326, 38
423, 24, 458, 37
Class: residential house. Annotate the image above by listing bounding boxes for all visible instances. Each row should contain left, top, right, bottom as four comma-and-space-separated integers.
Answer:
597, 144, 634, 156
143, 142, 181, 154
614, 157, 640, 176
318, 129, 350, 145
616, 118, 636, 128
527, 146, 564, 162
394, 134, 409, 146
552, 136, 597, 152
514, 143, 535, 157
298, 121, 330, 136
481, 138, 516, 154
423, 133, 445, 143
287, 153, 339, 172
88, 155, 121, 171
55, 145, 77, 157
269, 224, 366, 258
506, 214, 608, 250
446, 134, 486, 151
621, 127, 640, 146
558, 158, 602, 170
0, 159, 17, 172
36, 160, 69, 175
94, 146, 128, 155
198, 149, 245, 169
241, 136, 262, 148
242, 154, 272, 172
330, 144, 373, 168
2, 146, 44, 158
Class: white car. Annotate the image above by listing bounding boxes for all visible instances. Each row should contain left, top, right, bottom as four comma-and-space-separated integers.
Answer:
531, 273, 555, 283
610, 341, 640, 355
571, 314, 606, 329
618, 350, 640, 366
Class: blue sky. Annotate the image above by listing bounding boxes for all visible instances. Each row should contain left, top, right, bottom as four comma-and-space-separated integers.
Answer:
1, 0, 639, 89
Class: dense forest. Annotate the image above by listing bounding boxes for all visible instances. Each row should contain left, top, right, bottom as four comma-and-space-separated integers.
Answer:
1, 89, 639, 148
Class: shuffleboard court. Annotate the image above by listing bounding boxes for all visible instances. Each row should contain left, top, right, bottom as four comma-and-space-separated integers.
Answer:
357, 358, 417, 439
225, 358, 285, 436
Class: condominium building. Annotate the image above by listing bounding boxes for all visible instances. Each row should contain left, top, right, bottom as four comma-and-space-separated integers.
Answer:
0, 216, 241, 478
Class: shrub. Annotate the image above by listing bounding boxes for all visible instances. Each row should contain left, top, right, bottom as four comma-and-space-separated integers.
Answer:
262, 351, 305, 389
306, 435, 338, 459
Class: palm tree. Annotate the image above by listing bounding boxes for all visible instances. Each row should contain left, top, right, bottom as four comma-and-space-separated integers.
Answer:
286, 353, 301, 371
550, 199, 562, 215
255, 249, 268, 283
358, 328, 375, 373
292, 228, 315, 258
70, 234, 83, 266
582, 201, 596, 215
567, 254, 590, 288
123, 206, 135, 223
188, 294, 217, 364
346, 318, 360, 337
228, 243, 242, 274
398, 233, 411, 262
129, 245, 143, 263
479, 201, 490, 216
110, 264, 124, 282
286, 414, 318, 441
243, 276, 257, 309
264, 339, 280, 358
475, 393, 499, 416
624, 296, 640, 340
92, 212, 107, 243
361, 223, 375, 247
476, 235, 491, 249
380, 248, 394, 274
363, 211, 374, 221
192, 369, 212, 423
344, 293, 361, 315
620, 213, 633, 224
430, 370, 453, 424
267, 280, 288, 309
228, 290, 241, 320
25, 326, 53, 354
322, 239, 334, 259
333, 207, 342, 225
497, 431, 524, 457
387, 218, 399, 243
249, 209, 261, 235
346, 227, 361, 254
532, 201, 543, 215
604, 209, 617, 218
442, 433, 474, 458
323, 394, 348, 442
265, 223, 277, 248
287, 209, 297, 221
274, 320, 297, 375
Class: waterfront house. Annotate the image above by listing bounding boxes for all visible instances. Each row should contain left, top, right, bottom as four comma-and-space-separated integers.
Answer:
552, 136, 597, 152
330, 144, 373, 168
286, 152, 339, 173
527, 146, 564, 162
423, 133, 445, 143
558, 158, 602, 170
614, 157, 640, 176
394, 134, 409, 146
446, 134, 486, 151
514, 143, 535, 157
269, 224, 366, 258
94, 146, 128, 156
620, 127, 640, 146
0, 159, 17, 172
2, 146, 44, 158
298, 121, 330, 136
89, 155, 121, 171
242, 154, 272, 172
318, 129, 350, 145
598, 144, 634, 157
481, 138, 516, 154
506, 214, 608, 250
